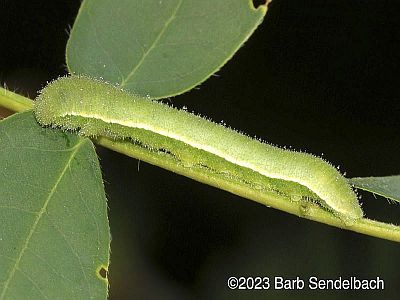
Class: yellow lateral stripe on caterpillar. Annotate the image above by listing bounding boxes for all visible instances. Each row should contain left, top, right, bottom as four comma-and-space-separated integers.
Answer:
34, 75, 363, 223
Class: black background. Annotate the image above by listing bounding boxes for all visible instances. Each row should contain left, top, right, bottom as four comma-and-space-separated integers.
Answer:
1, 0, 399, 299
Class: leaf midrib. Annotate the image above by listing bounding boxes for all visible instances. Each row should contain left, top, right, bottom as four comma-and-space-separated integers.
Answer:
0, 140, 86, 300
120, 0, 183, 87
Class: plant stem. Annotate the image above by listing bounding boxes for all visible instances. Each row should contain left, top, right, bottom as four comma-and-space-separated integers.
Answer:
0, 87, 34, 112
1, 87, 399, 243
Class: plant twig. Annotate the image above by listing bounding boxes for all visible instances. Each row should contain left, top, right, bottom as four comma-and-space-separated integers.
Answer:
1, 87, 399, 243
0, 87, 34, 112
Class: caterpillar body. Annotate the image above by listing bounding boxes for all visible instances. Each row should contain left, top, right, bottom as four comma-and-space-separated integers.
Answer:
34, 75, 363, 224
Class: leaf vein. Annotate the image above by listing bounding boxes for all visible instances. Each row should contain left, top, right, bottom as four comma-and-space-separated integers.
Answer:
0, 140, 86, 299
120, 0, 183, 87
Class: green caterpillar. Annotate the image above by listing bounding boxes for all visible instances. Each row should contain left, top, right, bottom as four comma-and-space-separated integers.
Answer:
34, 75, 363, 224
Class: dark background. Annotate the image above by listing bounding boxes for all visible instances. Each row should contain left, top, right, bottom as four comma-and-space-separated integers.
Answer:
1, 0, 399, 299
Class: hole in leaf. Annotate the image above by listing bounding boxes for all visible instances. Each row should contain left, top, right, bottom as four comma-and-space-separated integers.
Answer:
97, 266, 108, 280
252, 0, 268, 9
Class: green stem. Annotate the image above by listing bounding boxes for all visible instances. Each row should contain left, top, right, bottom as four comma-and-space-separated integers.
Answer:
1, 87, 400, 243
0, 87, 34, 112
96, 137, 400, 243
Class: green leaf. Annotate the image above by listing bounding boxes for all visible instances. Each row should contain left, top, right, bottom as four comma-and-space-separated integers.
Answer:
350, 176, 400, 203
0, 112, 110, 300
66, 0, 267, 98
